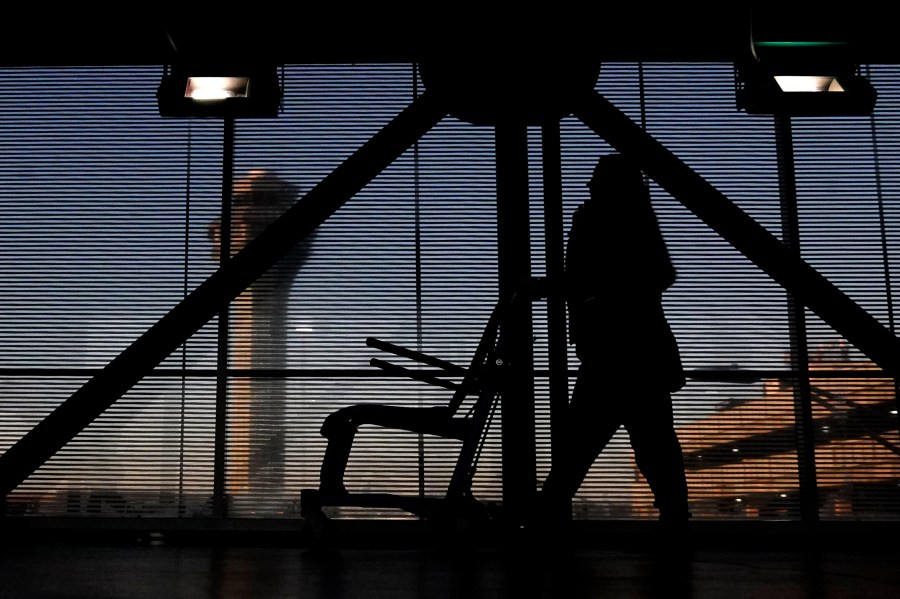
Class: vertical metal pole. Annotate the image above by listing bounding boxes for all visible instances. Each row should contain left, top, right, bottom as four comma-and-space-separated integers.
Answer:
213, 117, 235, 519
495, 121, 536, 524
541, 120, 570, 519
413, 65, 426, 503
178, 126, 193, 517
774, 114, 819, 524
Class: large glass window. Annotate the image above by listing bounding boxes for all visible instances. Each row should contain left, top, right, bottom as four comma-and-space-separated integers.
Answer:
0, 63, 897, 522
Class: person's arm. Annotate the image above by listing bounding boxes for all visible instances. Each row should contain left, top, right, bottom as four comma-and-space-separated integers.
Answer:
630, 191, 676, 293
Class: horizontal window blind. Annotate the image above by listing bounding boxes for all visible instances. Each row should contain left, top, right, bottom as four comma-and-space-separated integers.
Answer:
227, 65, 503, 516
788, 63, 900, 520
0, 66, 222, 517
0, 62, 897, 523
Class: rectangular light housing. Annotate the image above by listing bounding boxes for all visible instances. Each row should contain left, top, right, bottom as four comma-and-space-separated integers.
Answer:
158, 65, 282, 118
737, 66, 876, 116
774, 75, 845, 93
185, 76, 251, 100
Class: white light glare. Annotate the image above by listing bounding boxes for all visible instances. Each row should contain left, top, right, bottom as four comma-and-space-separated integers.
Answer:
185, 77, 251, 100
774, 75, 845, 93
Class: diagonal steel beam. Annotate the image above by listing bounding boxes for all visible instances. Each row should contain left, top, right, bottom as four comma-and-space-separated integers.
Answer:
0, 90, 448, 497
572, 89, 900, 379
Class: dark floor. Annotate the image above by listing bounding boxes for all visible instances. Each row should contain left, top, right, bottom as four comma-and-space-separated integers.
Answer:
2, 519, 899, 598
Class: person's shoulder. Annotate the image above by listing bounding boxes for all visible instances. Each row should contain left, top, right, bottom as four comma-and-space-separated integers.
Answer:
568, 202, 596, 245
572, 200, 597, 223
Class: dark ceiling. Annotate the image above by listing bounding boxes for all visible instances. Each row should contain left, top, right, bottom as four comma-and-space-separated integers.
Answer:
3, 9, 898, 67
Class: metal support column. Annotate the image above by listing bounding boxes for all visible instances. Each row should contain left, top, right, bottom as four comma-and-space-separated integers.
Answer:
496, 120, 536, 524
775, 115, 819, 524
541, 119, 570, 519
212, 117, 234, 519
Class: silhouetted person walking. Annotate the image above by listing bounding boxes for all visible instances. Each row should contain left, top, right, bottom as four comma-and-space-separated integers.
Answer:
539, 153, 690, 535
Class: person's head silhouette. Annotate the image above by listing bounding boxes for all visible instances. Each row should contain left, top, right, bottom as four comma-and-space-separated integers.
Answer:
587, 153, 645, 197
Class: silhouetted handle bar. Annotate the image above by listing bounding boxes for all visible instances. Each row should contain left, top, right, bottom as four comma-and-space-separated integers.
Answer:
368, 358, 461, 391
366, 337, 466, 375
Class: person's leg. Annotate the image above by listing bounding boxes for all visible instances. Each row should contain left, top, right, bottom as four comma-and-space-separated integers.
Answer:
539, 363, 621, 520
624, 387, 690, 524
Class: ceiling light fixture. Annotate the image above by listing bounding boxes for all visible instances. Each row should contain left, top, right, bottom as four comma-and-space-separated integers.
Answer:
735, 28, 876, 116
157, 63, 283, 118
